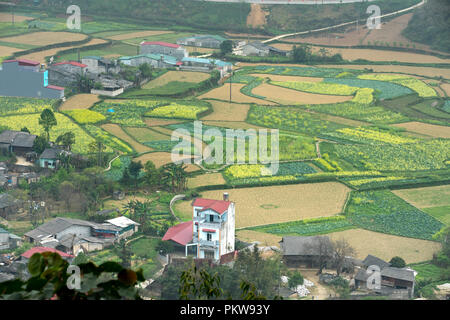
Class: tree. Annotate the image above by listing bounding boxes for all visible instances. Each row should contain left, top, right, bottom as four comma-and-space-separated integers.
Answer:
220, 40, 233, 55
39, 109, 57, 141
389, 256, 406, 268
128, 161, 143, 187
115, 239, 132, 269
292, 45, 311, 63
75, 74, 94, 93
306, 236, 334, 275
143, 160, 160, 187
138, 63, 152, 79
161, 163, 188, 193
56, 132, 75, 151
288, 271, 304, 290
33, 136, 50, 154
332, 238, 355, 276
21, 127, 30, 133
88, 140, 106, 167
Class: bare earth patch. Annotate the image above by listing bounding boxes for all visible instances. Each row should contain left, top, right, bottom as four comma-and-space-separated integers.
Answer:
201, 100, 250, 121
441, 83, 450, 96
253, 83, 353, 105
187, 173, 226, 189
236, 230, 282, 247
20, 38, 107, 64
0, 45, 21, 57
101, 124, 152, 153
108, 30, 172, 41
1, 31, 87, 46
199, 83, 275, 105
134, 152, 198, 172
328, 229, 441, 264
60, 94, 100, 111
311, 47, 450, 64
144, 118, 184, 127
176, 182, 350, 228
317, 64, 450, 80
392, 185, 450, 209
249, 74, 324, 82
247, 4, 268, 28
143, 71, 210, 89
203, 121, 266, 130
393, 122, 450, 139
0, 12, 33, 22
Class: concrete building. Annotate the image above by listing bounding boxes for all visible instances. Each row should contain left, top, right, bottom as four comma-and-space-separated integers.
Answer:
81, 56, 120, 74
180, 57, 232, 77
48, 61, 87, 87
279, 236, 333, 268
162, 194, 235, 261
176, 35, 227, 49
140, 41, 188, 61
0, 59, 64, 99
118, 53, 181, 69
0, 227, 21, 251
38, 148, 69, 169
241, 41, 290, 57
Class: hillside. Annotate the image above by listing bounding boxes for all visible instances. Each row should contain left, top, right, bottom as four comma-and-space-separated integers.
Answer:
403, 0, 450, 53
15, 0, 421, 35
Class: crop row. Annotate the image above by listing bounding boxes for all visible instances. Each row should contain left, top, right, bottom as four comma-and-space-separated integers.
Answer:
145, 103, 208, 120
84, 124, 132, 154
270, 80, 358, 96
64, 109, 106, 124
0, 97, 56, 116
324, 127, 418, 145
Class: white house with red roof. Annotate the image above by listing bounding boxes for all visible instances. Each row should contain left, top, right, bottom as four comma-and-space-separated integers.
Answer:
140, 41, 188, 61
162, 193, 235, 261
0, 59, 64, 99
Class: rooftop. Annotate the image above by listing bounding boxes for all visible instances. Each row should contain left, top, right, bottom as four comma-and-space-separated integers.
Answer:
0, 130, 37, 148
192, 198, 231, 215
362, 255, 390, 269
162, 221, 193, 246
24, 217, 97, 241
140, 41, 181, 49
106, 216, 140, 228
21, 247, 74, 259
3, 59, 40, 66
279, 236, 332, 256
52, 61, 87, 68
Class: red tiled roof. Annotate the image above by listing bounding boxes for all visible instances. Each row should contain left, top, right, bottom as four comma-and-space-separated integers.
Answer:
140, 41, 180, 48
46, 85, 64, 91
192, 198, 231, 215
162, 221, 193, 246
21, 247, 74, 259
3, 59, 40, 66
52, 61, 87, 68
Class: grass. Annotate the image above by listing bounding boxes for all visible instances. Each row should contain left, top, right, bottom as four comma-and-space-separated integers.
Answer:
392, 185, 450, 209
56, 42, 138, 62
422, 206, 450, 226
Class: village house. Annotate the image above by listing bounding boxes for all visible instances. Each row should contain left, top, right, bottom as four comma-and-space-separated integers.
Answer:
162, 193, 235, 261
0, 59, 64, 99
23, 216, 139, 255
279, 236, 333, 268
118, 53, 181, 69
140, 41, 188, 61
48, 61, 87, 87
354, 254, 417, 299
20, 247, 74, 263
0, 227, 21, 251
0, 193, 21, 219
176, 35, 227, 49
81, 56, 121, 75
38, 148, 71, 169
180, 57, 232, 77
241, 41, 290, 57
0, 130, 37, 156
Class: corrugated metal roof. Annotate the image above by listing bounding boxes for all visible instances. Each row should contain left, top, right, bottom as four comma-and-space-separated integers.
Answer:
106, 216, 140, 228
280, 236, 332, 256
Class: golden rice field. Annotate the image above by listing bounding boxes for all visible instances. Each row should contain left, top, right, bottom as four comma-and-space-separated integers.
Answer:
0, 45, 21, 58
144, 118, 184, 127
101, 124, 152, 153
59, 94, 100, 111
328, 229, 442, 264
201, 100, 250, 121
107, 30, 172, 40
393, 122, 450, 139
175, 182, 350, 228
311, 47, 450, 64
236, 230, 282, 247
392, 185, 450, 209
19, 38, 108, 64
0, 13, 33, 22
143, 71, 210, 89
441, 83, 450, 96
317, 65, 450, 80
199, 83, 275, 104
1, 31, 87, 46
134, 152, 199, 171
252, 83, 353, 105
187, 173, 226, 189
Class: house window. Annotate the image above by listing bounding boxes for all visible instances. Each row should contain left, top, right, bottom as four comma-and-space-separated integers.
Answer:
206, 233, 212, 242
209, 215, 214, 223
204, 250, 214, 259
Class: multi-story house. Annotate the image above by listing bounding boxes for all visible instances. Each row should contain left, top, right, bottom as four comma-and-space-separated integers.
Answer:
140, 41, 188, 61
163, 194, 235, 261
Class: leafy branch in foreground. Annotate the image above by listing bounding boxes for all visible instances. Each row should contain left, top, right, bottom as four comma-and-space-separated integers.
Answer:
0, 252, 144, 300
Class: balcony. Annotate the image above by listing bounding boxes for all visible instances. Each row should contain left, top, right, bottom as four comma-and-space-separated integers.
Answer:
193, 239, 219, 248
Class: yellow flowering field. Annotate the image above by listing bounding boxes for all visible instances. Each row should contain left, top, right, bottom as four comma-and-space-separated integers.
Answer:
64, 109, 106, 124
145, 103, 208, 120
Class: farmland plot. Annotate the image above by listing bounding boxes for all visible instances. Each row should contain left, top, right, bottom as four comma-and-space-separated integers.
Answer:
392, 185, 450, 209
252, 83, 352, 105
393, 122, 450, 139
187, 173, 226, 189
59, 94, 100, 111
101, 124, 152, 153
174, 182, 351, 228
201, 100, 250, 122
199, 83, 273, 104
0, 31, 87, 46
143, 71, 210, 90
328, 229, 441, 264
0, 97, 56, 115
134, 152, 198, 171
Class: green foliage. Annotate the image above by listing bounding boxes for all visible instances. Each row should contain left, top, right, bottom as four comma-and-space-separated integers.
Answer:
39, 109, 57, 141
346, 190, 444, 240
0, 97, 56, 116
0, 252, 144, 300
33, 136, 50, 154
389, 256, 406, 268
288, 271, 304, 290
